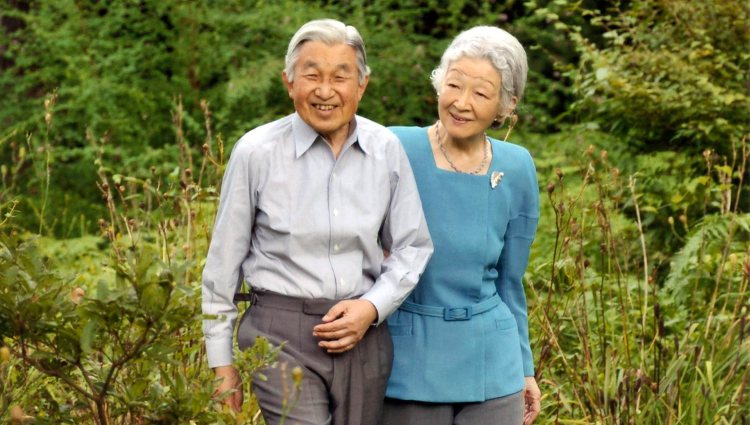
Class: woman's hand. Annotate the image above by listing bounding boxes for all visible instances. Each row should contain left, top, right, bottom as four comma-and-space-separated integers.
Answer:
523, 376, 541, 424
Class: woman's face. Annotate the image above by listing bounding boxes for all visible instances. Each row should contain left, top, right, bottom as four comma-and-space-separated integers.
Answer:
437, 56, 503, 143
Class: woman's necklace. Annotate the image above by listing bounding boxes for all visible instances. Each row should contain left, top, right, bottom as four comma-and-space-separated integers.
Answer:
434, 122, 489, 175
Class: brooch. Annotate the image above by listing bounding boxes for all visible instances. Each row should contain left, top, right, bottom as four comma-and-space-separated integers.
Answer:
490, 171, 504, 189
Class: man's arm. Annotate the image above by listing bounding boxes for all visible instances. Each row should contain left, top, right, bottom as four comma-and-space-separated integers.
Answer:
202, 140, 255, 367
361, 140, 433, 322
314, 139, 432, 352
202, 140, 256, 407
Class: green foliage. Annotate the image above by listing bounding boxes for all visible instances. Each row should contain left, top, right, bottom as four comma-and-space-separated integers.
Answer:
524, 130, 750, 424
2, 1, 749, 423
0, 0, 574, 139
1, 0, 579, 235
2, 1, 189, 148
0, 103, 282, 423
1, 229, 210, 423
662, 213, 750, 327
526, 0, 749, 273
547, 0, 750, 154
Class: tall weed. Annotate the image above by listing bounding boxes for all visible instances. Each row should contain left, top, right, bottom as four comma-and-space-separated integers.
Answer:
524, 130, 749, 424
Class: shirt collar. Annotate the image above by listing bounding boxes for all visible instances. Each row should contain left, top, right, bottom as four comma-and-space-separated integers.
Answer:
292, 113, 370, 158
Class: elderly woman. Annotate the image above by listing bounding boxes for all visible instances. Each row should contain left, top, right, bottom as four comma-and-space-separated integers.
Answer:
380, 26, 541, 425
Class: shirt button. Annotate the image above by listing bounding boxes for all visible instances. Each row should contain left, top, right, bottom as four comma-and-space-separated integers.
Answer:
340, 277, 346, 285
333, 208, 339, 216
333, 244, 340, 252
332, 172, 337, 178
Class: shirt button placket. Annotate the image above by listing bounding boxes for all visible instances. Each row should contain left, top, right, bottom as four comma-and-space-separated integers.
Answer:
329, 165, 340, 297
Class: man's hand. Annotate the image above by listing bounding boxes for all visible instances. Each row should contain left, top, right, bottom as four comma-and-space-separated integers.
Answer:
213, 365, 243, 412
312, 299, 378, 353
523, 376, 541, 425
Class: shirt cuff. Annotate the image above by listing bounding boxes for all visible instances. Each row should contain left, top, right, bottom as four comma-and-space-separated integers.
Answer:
360, 287, 394, 326
360, 285, 400, 326
205, 337, 234, 369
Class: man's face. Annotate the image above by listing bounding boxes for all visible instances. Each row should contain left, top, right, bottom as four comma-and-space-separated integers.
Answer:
283, 41, 369, 145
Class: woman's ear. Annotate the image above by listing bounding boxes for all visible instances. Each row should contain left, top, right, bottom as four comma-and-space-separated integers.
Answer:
498, 95, 519, 121
491, 95, 519, 130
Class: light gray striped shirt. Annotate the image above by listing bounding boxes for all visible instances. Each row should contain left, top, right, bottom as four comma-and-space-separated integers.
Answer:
202, 113, 433, 368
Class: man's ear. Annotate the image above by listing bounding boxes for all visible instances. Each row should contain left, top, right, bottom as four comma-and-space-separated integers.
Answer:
357, 75, 370, 101
282, 71, 293, 98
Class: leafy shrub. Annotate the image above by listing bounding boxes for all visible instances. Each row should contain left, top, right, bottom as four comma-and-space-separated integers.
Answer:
545, 0, 750, 155
1, 1, 579, 235
0, 101, 282, 424
529, 0, 750, 278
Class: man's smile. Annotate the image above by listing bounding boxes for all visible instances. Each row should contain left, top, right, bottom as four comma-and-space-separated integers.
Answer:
314, 103, 336, 111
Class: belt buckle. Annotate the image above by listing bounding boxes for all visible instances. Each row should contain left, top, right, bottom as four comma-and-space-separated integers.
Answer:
444, 306, 471, 321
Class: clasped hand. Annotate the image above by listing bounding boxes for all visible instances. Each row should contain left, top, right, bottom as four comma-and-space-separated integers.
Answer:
312, 299, 378, 353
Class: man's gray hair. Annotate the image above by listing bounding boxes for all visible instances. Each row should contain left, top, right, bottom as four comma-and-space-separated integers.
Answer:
285, 19, 371, 84
431, 26, 528, 113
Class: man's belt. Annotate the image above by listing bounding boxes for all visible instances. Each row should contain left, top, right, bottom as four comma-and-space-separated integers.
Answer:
233, 292, 253, 303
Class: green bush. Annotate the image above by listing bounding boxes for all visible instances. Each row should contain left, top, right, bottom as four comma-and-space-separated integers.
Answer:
527, 0, 750, 274
547, 0, 750, 154
1, 1, 578, 235
0, 130, 281, 423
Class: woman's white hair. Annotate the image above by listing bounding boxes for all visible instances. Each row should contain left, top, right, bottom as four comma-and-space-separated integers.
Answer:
285, 19, 370, 85
431, 26, 528, 113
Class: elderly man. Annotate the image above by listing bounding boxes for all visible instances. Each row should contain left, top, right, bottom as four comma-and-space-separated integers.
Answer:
202, 19, 433, 425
